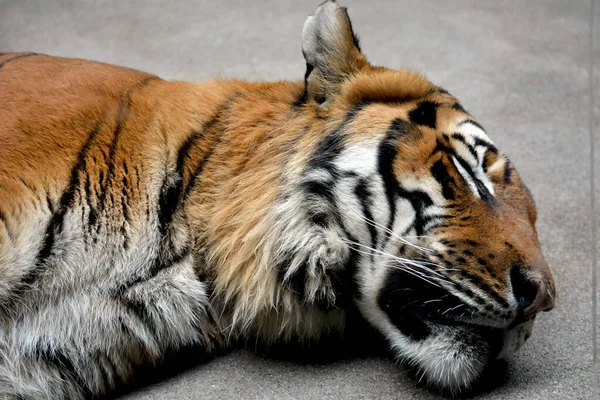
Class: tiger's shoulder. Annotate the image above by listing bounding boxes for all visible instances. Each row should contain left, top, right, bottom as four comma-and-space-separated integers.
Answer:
0, 51, 302, 204
0, 52, 305, 302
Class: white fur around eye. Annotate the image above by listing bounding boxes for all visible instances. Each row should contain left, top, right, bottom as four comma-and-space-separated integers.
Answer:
453, 156, 481, 198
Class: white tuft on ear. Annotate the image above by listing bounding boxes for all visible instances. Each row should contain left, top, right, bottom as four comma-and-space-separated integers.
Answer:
302, 0, 342, 68
300, 0, 366, 103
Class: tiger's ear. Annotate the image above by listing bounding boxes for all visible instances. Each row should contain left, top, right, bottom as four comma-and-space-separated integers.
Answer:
302, 0, 368, 104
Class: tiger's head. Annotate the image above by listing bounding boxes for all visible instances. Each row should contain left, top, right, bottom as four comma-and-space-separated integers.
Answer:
286, 0, 556, 392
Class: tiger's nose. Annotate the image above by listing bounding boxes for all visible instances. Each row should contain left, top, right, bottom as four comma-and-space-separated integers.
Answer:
510, 266, 555, 319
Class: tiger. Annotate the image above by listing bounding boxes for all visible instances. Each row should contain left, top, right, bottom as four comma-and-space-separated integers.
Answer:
0, 1, 556, 398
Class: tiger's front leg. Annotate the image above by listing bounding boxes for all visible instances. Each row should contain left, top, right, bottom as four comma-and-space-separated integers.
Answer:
0, 254, 215, 400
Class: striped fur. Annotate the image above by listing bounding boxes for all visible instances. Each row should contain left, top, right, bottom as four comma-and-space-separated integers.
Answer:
0, 1, 555, 398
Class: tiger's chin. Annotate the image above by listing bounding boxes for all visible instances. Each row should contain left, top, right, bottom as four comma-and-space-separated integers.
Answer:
385, 318, 535, 393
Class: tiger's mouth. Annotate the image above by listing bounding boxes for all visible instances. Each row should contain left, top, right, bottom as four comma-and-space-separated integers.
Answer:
379, 304, 533, 391
378, 266, 514, 334
383, 299, 507, 355
375, 264, 537, 383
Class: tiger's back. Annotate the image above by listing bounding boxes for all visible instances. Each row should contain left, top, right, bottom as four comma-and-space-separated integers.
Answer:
0, 52, 193, 298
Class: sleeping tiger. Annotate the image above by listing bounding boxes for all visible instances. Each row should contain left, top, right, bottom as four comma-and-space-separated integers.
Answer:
0, 1, 555, 398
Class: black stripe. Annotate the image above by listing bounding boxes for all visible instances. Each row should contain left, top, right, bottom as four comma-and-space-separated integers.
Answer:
117, 295, 158, 337
28, 76, 158, 282
433, 135, 498, 205
300, 105, 367, 237
408, 101, 438, 129
451, 102, 467, 113
450, 132, 479, 161
177, 130, 204, 172
183, 143, 216, 199
458, 118, 485, 133
45, 192, 54, 212
302, 179, 339, 227
475, 180, 495, 204
83, 167, 96, 228
503, 160, 513, 184
452, 154, 481, 191
34, 345, 92, 396
430, 159, 455, 201
307, 104, 366, 171
157, 126, 207, 235
27, 121, 103, 284
307, 131, 345, 171
157, 165, 182, 235
354, 178, 378, 251
0, 209, 14, 243
482, 149, 495, 174
97, 102, 129, 217
455, 269, 511, 309
98, 76, 160, 219
96, 352, 121, 390
428, 137, 454, 160
282, 258, 308, 299
303, 179, 336, 203
396, 187, 434, 236
117, 246, 191, 294
183, 95, 242, 199
377, 118, 407, 245
292, 63, 313, 108
0, 52, 39, 70
453, 155, 495, 204
472, 137, 498, 154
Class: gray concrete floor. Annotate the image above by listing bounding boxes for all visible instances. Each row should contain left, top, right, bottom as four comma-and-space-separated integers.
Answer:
0, 0, 598, 398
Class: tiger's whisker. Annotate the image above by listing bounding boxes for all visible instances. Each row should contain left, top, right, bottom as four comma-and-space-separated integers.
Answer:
341, 239, 453, 276
340, 201, 433, 254
342, 243, 443, 288
341, 240, 454, 287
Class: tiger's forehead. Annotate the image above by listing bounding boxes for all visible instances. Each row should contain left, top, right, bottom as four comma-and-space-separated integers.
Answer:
339, 90, 510, 202
340, 68, 491, 142
345, 92, 494, 148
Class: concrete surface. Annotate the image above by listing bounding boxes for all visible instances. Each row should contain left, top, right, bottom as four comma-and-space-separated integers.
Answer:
0, 0, 598, 398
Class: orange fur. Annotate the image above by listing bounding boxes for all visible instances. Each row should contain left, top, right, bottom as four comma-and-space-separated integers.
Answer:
0, 51, 553, 340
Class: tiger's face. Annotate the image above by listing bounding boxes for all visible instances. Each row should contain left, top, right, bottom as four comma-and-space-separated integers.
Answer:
296, 0, 556, 392
340, 96, 556, 390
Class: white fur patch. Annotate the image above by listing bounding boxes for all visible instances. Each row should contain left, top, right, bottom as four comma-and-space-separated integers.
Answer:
452, 119, 497, 198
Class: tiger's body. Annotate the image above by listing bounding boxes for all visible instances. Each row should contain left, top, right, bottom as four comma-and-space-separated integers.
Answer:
0, 2, 555, 399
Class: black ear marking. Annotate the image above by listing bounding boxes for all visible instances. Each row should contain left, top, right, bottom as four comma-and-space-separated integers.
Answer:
292, 63, 314, 108
339, 6, 361, 52
408, 101, 438, 129
503, 159, 513, 184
